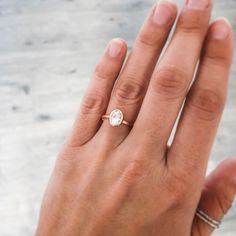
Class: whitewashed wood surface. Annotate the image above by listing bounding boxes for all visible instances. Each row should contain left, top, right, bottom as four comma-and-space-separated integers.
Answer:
0, 0, 235, 235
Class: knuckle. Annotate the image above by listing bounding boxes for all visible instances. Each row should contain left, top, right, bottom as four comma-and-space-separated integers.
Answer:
152, 66, 188, 100
203, 52, 232, 68
94, 64, 113, 80
122, 158, 147, 186
178, 12, 207, 35
115, 78, 144, 105
179, 23, 203, 35
138, 30, 160, 48
162, 168, 193, 209
188, 88, 225, 121
166, 184, 188, 209
81, 93, 106, 115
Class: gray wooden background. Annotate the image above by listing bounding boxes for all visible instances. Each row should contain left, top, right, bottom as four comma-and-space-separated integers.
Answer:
0, 0, 235, 235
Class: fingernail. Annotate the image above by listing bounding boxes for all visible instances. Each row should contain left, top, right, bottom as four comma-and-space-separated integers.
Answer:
153, 0, 175, 25
211, 19, 230, 40
187, 0, 209, 10
107, 39, 123, 58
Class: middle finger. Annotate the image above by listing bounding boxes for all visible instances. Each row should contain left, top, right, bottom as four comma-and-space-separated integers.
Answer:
131, 0, 213, 152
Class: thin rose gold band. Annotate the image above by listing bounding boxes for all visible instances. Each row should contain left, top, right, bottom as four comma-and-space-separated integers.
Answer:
102, 115, 133, 127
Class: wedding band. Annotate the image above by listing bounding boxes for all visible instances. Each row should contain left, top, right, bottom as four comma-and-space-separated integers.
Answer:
102, 109, 132, 127
196, 209, 221, 229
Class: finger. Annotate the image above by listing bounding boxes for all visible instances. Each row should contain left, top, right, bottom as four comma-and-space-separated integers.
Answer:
99, 0, 177, 146
67, 39, 127, 147
192, 158, 236, 236
169, 19, 233, 176
132, 0, 212, 151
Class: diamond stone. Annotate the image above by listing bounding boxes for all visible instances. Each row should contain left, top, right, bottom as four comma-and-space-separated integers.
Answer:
109, 109, 123, 126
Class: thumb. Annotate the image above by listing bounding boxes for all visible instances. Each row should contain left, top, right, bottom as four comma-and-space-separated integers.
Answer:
192, 158, 236, 236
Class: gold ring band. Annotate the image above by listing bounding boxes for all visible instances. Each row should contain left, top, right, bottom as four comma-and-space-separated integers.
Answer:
196, 209, 221, 229
102, 109, 132, 127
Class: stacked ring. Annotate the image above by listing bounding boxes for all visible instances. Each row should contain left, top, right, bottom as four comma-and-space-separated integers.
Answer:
196, 209, 221, 229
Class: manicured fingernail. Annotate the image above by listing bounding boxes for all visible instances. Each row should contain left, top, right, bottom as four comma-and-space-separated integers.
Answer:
211, 19, 230, 40
187, 0, 209, 10
153, 0, 175, 25
107, 39, 123, 58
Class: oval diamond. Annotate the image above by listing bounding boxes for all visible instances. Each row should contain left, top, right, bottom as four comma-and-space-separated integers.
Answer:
109, 109, 123, 126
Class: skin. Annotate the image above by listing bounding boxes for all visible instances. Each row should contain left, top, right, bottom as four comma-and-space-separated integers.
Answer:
35, 0, 235, 235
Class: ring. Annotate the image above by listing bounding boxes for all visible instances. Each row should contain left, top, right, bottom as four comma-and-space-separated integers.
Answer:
102, 109, 132, 127
196, 209, 221, 229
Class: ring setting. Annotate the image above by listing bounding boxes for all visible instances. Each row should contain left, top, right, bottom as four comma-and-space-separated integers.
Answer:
102, 109, 132, 127
109, 109, 124, 126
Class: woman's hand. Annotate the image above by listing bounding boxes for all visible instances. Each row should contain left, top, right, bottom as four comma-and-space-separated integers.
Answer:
36, 0, 234, 235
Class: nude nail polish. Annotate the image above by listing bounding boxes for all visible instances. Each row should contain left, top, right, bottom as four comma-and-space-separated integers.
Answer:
107, 39, 123, 58
211, 19, 230, 40
187, 0, 209, 10
153, 0, 175, 25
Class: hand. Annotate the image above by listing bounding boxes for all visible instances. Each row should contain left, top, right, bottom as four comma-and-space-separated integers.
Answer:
35, 0, 234, 235
192, 158, 236, 235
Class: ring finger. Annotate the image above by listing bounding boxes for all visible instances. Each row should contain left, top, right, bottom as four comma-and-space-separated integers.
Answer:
98, 0, 177, 146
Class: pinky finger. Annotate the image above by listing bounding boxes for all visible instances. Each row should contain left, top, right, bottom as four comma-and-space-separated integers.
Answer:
192, 158, 236, 236
67, 39, 127, 147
